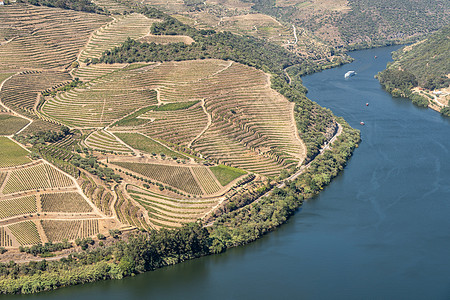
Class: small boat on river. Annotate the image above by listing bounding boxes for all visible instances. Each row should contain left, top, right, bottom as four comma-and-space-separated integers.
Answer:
345, 71, 356, 78
360, 121, 365, 125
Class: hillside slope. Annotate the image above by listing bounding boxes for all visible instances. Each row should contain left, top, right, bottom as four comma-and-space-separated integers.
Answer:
377, 26, 450, 115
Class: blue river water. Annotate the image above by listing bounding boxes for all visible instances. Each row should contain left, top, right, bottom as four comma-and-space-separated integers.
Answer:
11, 45, 450, 299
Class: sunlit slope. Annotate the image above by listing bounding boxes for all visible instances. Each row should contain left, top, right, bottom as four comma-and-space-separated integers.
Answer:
0, 4, 110, 70
43, 60, 306, 176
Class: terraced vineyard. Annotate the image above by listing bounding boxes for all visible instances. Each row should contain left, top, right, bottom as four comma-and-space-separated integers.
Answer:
0, 1, 318, 248
42, 65, 159, 127
43, 59, 305, 176
113, 161, 204, 195
127, 185, 219, 228
0, 196, 37, 219
80, 174, 114, 216
41, 192, 93, 213
191, 62, 306, 175
79, 13, 158, 62
8, 221, 41, 246
0, 4, 110, 70
1, 71, 71, 114
41, 219, 100, 242
1, 162, 74, 195
92, 0, 130, 14
0, 227, 14, 247
85, 130, 133, 154
72, 63, 127, 82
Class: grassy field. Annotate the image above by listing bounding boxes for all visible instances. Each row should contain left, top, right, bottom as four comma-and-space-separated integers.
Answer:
0, 137, 31, 168
210, 165, 247, 186
154, 101, 200, 111
112, 105, 156, 127
0, 115, 29, 135
114, 133, 188, 159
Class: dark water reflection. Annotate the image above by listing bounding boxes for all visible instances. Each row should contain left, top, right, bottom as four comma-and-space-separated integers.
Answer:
10, 46, 450, 300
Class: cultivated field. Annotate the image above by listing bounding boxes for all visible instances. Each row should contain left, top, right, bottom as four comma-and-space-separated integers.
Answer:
0, 195, 37, 220
0, 137, 31, 168
85, 130, 133, 154
41, 192, 93, 213
41, 219, 100, 242
126, 185, 219, 228
113, 132, 188, 159
0, 114, 29, 136
0, 4, 110, 70
79, 13, 159, 62
43, 59, 305, 176
113, 161, 205, 195
8, 221, 41, 246
1, 162, 74, 195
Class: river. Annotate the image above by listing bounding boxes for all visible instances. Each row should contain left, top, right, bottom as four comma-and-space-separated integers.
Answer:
10, 46, 450, 299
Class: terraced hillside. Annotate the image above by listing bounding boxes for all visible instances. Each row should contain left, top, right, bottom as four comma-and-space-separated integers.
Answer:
112, 160, 241, 195
42, 65, 159, 127
0, 4, 110, 70
43, 60, 306, 176
1, 71, 71, 114
0, 0, 343, 246
126, 185, 220, 228
85, 130, 133, 154
79, 13, 159, 62
0, 158, 109, 246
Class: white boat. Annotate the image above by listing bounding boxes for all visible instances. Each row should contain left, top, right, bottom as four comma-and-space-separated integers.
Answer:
345, 71, 356, 78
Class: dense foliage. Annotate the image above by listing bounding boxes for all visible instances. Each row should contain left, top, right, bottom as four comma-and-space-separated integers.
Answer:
0, 224, 210, 294
338, 0, 449, 47
15, 126, 70, 145
441, 106, 450, 117
377, 26, 449, 113
100, 34, 300, 76
377, 68, 418, 95
389, 26, 450, 90
19, 241, 72, 257
17, 0, 105, 13
71, 155, 121, 182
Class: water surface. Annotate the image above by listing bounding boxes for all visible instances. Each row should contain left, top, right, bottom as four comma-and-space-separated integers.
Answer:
11, 46, 450, 300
